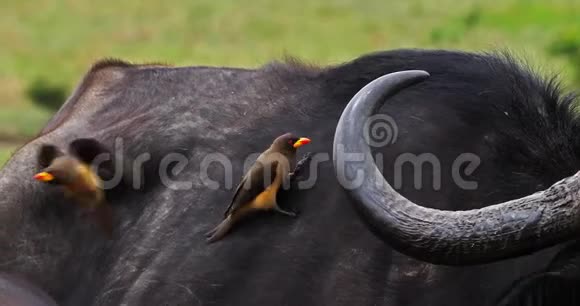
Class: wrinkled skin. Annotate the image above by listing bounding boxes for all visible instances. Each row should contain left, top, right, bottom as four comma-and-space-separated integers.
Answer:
0, 49, 578, 305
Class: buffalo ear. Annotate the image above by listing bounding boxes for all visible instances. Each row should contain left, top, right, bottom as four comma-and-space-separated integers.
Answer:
37, 144, 63, 168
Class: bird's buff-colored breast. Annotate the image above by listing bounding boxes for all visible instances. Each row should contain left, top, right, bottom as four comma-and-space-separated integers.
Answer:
63, 164, 104, 208
75, 164, 102, 191
248, 165, 283, 210
249, 185, 279, 210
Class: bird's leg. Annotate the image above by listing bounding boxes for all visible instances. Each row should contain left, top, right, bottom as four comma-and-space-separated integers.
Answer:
289, 152, 313, 182
273, 204, 297, 217
205, 226, 218, 237
272, 197, 298, 217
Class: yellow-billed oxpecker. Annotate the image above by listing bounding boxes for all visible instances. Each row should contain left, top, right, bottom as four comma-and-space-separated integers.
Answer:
33, 138, 115, 238
206, 133, 311, 243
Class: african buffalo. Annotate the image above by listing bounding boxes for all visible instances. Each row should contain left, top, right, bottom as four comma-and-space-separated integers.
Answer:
1, 49, 579, 305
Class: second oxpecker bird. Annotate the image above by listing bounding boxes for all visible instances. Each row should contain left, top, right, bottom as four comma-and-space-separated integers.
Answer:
206, 133, 311, 243
33, 139, 115, 238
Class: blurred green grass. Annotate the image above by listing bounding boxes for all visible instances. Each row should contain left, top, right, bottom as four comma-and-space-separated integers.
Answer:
0, 0, 579, 165
0, 143, 18, 165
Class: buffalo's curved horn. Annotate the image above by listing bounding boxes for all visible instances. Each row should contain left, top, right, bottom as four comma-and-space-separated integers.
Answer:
332, 70, 580, 265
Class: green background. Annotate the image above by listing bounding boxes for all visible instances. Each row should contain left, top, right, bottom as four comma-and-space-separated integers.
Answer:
1, 0, 579, 165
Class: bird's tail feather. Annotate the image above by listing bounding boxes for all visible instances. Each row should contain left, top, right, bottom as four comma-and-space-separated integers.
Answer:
206, 215, 235, 243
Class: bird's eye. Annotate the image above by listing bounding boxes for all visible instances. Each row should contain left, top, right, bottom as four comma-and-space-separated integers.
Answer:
288, 140, 293, 144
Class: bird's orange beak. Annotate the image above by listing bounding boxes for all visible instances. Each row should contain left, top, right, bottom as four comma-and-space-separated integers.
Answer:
33, 171, 54, 182
293, 137, 311, 148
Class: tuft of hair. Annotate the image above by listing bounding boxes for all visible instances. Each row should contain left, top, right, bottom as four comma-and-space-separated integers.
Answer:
483, 49, 580, 133
88, 57, 172, 74
88, 58, 134, 73
262, 53, 323, 78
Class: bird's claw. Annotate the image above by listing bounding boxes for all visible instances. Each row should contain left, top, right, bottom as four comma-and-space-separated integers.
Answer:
284, 211, 298, 218
274, 206, 299, 217
297, 152, 313, 167
290, 152, 314, 181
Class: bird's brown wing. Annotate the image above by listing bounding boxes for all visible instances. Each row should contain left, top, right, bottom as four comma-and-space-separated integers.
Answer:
223, 159, 279, 216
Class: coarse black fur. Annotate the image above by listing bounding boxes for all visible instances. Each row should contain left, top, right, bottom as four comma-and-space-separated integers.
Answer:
0, 48, 578, 305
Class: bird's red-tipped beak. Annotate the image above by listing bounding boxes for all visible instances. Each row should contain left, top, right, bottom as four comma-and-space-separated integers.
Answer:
293, 137, 311, 148
33, 171, 54, 182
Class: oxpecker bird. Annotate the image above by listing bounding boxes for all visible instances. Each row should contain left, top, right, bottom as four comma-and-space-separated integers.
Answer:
33, 139, 116, 238
206, 133, 312, 243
